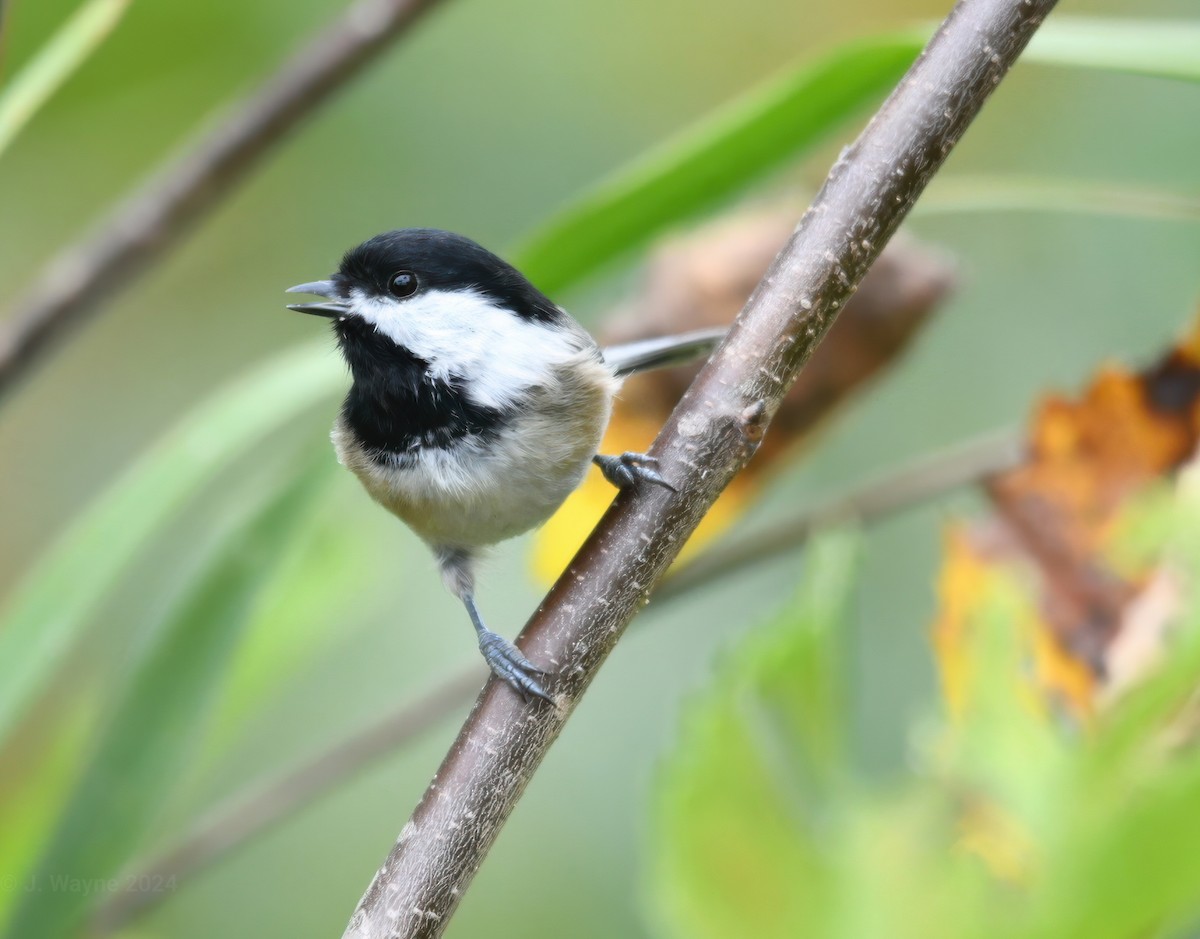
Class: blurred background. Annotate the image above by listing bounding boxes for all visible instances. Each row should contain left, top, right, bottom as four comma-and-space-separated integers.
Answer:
1, 0, 1198, 936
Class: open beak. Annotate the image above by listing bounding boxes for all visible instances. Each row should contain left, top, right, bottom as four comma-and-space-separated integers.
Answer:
286, 280, 349, 318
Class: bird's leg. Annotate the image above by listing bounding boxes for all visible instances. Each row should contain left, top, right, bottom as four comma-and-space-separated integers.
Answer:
463, 594, 553, 704
593, 452, 677, 492
436, 547, 553, 704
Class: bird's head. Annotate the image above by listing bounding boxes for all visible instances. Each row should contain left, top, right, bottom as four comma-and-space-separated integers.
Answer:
286, 228, 576, 405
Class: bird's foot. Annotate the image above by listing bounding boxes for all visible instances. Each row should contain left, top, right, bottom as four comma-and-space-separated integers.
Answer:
593, 452, 677, 492
478, 629, 553, 704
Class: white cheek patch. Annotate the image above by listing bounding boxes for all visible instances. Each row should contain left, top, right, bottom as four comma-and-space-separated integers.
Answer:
348, 288, 585, 410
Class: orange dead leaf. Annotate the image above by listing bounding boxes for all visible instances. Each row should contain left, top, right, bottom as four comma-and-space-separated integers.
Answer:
932, 527, 1095, 722
531, 207, 956, 583
933, 313, 1200, 716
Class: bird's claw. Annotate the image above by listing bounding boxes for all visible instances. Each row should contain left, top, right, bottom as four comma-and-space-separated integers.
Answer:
594, 451, 677, 493
477, 629, 554, 703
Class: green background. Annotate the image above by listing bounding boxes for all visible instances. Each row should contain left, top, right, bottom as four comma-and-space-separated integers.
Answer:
1, 0, 1198, 936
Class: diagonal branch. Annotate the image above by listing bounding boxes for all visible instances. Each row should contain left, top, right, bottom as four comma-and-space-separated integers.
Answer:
0, 0, 448, 399
340, 1, 1058, 937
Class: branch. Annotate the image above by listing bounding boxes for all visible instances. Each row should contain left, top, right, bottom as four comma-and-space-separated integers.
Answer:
93, 427, 1019, 932
0, 0, 447, 399
341, 2, 1058, 936
657, 428, 1020, 601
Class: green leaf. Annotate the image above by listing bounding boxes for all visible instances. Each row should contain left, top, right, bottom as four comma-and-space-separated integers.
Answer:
0, 342, 341, 747
0, 706, 89, 924
894, 17, 1200, 85
0, 0, 132, 159
513, 17, 1200, 296
917, 175, 1200, 223
202, 493, 380, 753
1020, 18, 1200, 83
1077, 490, 1200, 777
650, 532, 858, 939
512, 37, 919, 295
1029, 755, 1200, 939
928, 574, 1067, 838
2, 460, 331, 939
1030, 632, 1200, 937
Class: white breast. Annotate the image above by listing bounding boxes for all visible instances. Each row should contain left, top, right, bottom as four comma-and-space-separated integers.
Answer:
349, 287, 586, 410
334, 293, 620, 550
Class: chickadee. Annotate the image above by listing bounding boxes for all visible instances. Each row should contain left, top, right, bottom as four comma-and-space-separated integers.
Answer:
287, 228, 722, 702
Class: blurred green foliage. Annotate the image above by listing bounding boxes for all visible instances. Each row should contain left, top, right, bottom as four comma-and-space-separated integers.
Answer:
4, 459, 330, 939
652, 501, 1200, 939
0, 344, 340, 744
0, 0, 130, 157
1, 1, 1199, 937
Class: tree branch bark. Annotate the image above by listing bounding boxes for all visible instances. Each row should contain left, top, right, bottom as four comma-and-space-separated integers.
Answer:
340, 1, 1058, 936
0, 0, 447, 399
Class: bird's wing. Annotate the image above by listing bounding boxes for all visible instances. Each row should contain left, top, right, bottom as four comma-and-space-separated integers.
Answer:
601, 327, 726, 378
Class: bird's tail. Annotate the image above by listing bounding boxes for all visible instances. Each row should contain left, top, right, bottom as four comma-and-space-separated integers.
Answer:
601, 327, 726, 377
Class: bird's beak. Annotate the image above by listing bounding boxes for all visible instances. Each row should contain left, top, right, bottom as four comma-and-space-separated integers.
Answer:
285, 280, 349, 318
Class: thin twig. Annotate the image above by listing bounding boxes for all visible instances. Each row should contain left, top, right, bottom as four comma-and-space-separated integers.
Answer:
91, 670, 484, 932
657, 427, 1021, 600
94, 427, 1020, 932
0, 0, 448, 398
339, 3, 1058, 935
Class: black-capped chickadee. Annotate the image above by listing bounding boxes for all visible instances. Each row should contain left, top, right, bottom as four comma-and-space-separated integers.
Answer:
287, 228, 722, 702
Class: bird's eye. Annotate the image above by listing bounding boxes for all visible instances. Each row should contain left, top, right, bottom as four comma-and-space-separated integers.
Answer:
388, 271, 419, 299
